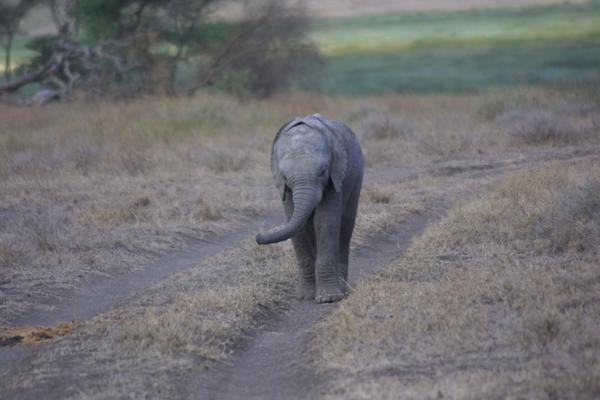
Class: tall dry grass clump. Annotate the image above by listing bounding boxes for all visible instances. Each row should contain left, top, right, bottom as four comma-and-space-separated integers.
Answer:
356, 110, 479, 166
312, 159, 600, 400
360, 113, 415, 141
542, 178, 600, 252
495, 108, 580, 145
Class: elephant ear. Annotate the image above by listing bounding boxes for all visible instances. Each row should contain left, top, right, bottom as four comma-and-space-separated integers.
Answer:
271, 117, 302, 200
271, 144, 286, 201
307, 114, 347, 192
329, 126, 347, 192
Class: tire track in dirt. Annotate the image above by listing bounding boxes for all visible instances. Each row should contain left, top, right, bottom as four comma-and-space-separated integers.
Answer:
191, 211, 438, 400
0, 213, 281, 372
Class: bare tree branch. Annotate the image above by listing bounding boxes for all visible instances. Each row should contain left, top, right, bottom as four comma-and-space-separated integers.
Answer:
0, 64, 52, 93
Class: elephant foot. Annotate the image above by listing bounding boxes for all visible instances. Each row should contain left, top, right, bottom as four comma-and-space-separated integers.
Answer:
315, 286, 345, 304
296, 283, 316, 300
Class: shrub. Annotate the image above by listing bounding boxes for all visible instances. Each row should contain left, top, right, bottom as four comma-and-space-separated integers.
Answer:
203, 146, 250, 173
119, 150, 153, 176
18, 208, 70, 252
495, 108, 580, 145
363, 186, 394, 204
360, 113, 414, 141
539, 178, 600, 253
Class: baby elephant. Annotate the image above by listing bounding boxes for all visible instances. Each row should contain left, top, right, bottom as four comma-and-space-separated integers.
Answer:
256, 114, 364, 303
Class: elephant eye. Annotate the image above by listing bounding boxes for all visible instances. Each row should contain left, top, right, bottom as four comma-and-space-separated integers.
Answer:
318, 167, 327, 177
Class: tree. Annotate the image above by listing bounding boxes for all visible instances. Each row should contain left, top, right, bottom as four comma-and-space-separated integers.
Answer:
47, 0, 79, 35
205, 0, 322, 98
181, 1, 322, 98
1, 0, 322, 102
0, 0, 40, 81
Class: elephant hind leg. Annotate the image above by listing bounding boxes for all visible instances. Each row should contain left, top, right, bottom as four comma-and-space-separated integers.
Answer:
339, 185, 361, 288
292, 227, 317, 300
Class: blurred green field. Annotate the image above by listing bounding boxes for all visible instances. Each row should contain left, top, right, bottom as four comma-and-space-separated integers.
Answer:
301, 2, 600, 94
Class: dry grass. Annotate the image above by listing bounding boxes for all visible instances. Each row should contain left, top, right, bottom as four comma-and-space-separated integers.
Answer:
0, 93, 298, 323
312, 159, 600, 399
350, 180, 442, 250
495, 108, 587, 145
479, 88, 599, 146
111, 239, 296, 362
356, 110, 481, 166
1, 88, 598, 323
360, 113, 415, 141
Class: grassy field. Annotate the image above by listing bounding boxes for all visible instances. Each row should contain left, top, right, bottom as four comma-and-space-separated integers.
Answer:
300, 2, 600, 93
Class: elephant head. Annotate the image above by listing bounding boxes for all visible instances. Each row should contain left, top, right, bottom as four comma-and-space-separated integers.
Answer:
256, 115, 347, 245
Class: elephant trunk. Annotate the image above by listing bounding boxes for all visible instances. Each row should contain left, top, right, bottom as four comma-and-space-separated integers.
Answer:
256, 183, 320, 245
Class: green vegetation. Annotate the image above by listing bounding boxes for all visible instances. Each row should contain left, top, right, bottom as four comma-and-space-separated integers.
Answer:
1, 35, 34, 72
301, 2, 600, 94
311, 3, 600, 54
309, 39, 600, 94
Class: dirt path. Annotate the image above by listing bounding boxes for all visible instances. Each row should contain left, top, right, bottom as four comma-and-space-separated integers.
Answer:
0, 213, 280, 372
192, 212, 435, 400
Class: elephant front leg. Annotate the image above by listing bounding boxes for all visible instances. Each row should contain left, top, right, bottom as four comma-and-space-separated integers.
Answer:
296, 250, 317, 300
315, 262, 344, 303
315, 233, 344, 303
284, 193, 316, 300
314, 210, 345, 303
292, 235, 316, 300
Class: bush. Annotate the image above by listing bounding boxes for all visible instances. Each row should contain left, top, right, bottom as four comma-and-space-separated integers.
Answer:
213, 1, 322, 98
539, 178, 600, 253
360, 113, 414, 141
495, 108, 579, 145
203, 146, 250, 173
6, 0, 320, 101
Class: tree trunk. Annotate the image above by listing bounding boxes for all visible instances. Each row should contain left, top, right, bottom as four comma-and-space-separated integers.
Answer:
4, 32, 13, 82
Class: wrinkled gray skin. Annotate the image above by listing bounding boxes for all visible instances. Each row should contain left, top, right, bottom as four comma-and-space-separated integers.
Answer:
256, 114, 364, 303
